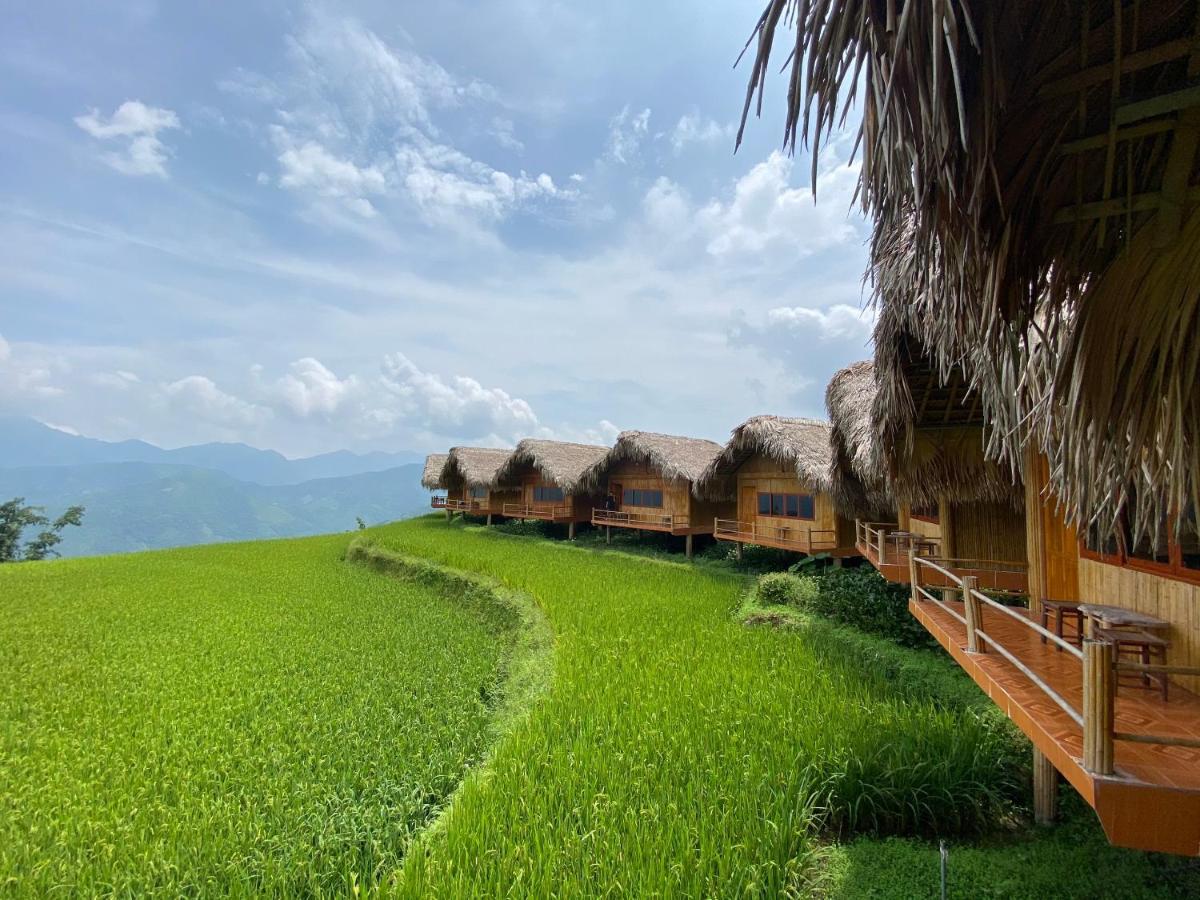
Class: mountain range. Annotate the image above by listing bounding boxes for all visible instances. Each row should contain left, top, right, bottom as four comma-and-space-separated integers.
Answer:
0, 418, 431, 558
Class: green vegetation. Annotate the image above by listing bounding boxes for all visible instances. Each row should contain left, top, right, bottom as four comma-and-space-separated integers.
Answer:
0, 532, 541, 895
0, 497, 85, 562
4, 515, 1197, 897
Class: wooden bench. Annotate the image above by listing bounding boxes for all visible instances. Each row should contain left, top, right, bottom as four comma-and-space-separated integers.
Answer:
1096, 627, 1171, 701
1039, 599, 1084, 651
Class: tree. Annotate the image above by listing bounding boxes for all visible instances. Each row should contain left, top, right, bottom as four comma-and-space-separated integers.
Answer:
0, 498, 86, 562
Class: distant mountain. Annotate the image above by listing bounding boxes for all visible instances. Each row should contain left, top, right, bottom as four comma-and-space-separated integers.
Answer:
0, 417, 421, 484
0, 461, 430, 558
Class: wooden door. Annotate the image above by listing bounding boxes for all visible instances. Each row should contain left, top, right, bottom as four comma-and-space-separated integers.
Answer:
1042, 503, 1080, 600
611, 483, 622, 510
740, 484, 757, 526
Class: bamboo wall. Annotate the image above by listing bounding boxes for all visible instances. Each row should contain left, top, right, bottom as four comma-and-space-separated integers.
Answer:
518, 472, 597, 523
734, 454, 846, 545
606, 461, 691, 520
1078, 558, 1200, 694
953, 501, 1027, 563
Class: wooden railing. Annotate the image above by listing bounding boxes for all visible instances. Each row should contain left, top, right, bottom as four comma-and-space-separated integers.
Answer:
503, 503, 572, 521
713, 518, 838, 553
855, 520, 906, 565
592, 508, 679, 530
908, 547, 1200, 774
430, 496, 447, 509
445, 498, 483, 512
920, 556, 1028, 593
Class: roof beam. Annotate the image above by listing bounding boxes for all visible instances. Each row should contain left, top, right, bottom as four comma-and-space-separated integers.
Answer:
1058, 118, 1175, 155
1038, 38, 1193, 99
1155, 13, 1200, 246
1114, 82, 1200, 125
1052, 185, 1200, 223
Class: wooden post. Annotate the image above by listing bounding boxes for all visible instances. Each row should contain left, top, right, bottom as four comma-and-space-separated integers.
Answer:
1032, 747, 1058, 825
606, 525, 611, 544
908, 544, 919, 602
568, 521, 576, 541
962, 575, 982, 653
445, 508, 451, 521
876, 527, 886, 565
486, 513, 493, 526
1083, 639, 1115, 776
735, 542, 743, 560
685, 534, 694, 559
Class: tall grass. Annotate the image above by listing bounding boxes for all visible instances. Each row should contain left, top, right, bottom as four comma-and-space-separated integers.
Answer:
0, 534, 527, 896
374, 517, 1024, 897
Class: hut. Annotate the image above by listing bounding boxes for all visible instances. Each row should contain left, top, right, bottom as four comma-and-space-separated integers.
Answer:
422, 452, 449, 510
440, 446, 521, 524
825, 360, 891, 521
580, 431, 735, 558
739, 1, 1200, 853
492, 439, 609, 539
698, 416, 857, 558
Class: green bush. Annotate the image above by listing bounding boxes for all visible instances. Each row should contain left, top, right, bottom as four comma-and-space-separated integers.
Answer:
756, 571, 817, 606
799, 567, 934, 649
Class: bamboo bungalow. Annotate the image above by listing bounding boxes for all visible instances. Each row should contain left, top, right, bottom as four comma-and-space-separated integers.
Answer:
740, 0, 1200, 854
699, 416, 857, 557
580, 431, 735, 557
422, 453, 449, 510
825, 360, 891, 523
492, 439, 609, 539
440, 447, 521, 524
860, 312, 1031, 594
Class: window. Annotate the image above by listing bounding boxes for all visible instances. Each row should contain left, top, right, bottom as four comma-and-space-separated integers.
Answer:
533, 485, 564, 503
910, 503, 940, 524
756, 492, 815, 520
622, 488, 663, 508
1081, 502, 1200, 585
469, 487, 488, 499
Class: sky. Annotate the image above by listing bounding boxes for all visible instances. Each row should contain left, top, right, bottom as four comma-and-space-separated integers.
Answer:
0, 0, 874, 458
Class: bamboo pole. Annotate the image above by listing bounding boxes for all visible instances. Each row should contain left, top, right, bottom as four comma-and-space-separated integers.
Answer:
568, 522, 576, 541
685, 534, 694, 559
908, 544, 919, 602
876, 527, 886, 565
486, 513, 493, 526
1032, 747, 1058, 825
962, 576, 982, 653
1083, 640, 1116, 776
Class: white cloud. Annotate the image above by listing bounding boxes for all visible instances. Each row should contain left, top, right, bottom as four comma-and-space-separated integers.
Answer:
668, 112, 732, 153
271, 127, 387, 216
217, 67, 282, 104
74, 100, 181, 177
0, 332, 9, 363
162, 375, 267, 428
271, 357, 360, 417
0, 334, 67, 400
606, 105, 651, 164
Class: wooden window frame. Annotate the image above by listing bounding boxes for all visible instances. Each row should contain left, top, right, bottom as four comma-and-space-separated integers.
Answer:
756, 491, 816, 522
622, 488, 664, 509
533, 485, 565, 503
1079, 514, 1200, 586
469, 486, 488, 499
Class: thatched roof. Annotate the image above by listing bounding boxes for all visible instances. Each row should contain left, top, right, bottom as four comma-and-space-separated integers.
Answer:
737, 1, 1200, 533
698, 416, 833, 498
825, 361, 889, 516
579, 431, 728, 496
421, 453, 449, 490
493, 439, 609, 495
442, 446, 516, 490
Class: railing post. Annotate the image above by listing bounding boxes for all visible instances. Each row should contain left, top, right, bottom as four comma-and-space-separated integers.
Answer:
1083, 639, 1116, 776
806, 527, 812, 552
876, 527, 886, 565
962, 575, 982, 653
908, 544, 919, 602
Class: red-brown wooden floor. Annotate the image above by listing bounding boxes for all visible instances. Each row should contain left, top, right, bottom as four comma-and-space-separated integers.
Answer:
912, 597, 1200, 856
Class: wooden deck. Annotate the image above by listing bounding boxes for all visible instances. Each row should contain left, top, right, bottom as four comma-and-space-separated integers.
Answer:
857, 522, 1028, 593
912, 594, 1200, 856
445, 499, 505, 517
592, 508, 707, 535
430, 496, 447, 509
713, 519, 852, 556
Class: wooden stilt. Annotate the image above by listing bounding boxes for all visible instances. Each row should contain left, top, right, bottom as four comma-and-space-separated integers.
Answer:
685, 534, 694, 559
833, 557, 843, 569
1032, 746, 1058, 825
1083, 639, 1115, 776
568, 522, 576, 541
445, 508, 451, 522
486, 513, 493, 526
735, 542, 743, 560
606, 525, 611, 544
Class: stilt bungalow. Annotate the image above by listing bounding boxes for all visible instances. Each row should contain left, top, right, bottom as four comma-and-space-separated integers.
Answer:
493, 439, 609, 539
422, 453, 448, 510
742, 0, 1200, 853
440, 447, 521, 524
699, 416, 857, 557
581, 431, 734, 558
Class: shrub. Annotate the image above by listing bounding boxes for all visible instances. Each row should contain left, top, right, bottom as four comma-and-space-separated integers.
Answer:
799, 567, 934, 649
756, 571, 817, 606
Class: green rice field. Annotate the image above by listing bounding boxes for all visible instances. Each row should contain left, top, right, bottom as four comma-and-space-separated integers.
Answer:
3, 516, 1197, 897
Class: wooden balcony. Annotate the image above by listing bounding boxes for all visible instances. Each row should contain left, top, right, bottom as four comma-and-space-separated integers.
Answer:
592, 508, 690, 534
430, 496, 447, 509
445, 498, 483, 513
713, 519, 841, 555
502, 502, 576, 523
855, 520, 1028, 593
910, 557, 1200, 856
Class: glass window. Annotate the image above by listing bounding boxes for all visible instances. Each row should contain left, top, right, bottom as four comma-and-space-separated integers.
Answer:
1126, 514, 1171, 566
798, 494, 815, 519
771, 493, 785, 516
785, 494, 799, 517
469, 487, 488, 499
623, 488, 636, 506
1181, 505, 1200, 573
758, 493, 770, 515
534, 486, 564, 503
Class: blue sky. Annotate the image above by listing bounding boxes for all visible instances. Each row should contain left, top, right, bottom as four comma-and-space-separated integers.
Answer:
0, 0, 873, 457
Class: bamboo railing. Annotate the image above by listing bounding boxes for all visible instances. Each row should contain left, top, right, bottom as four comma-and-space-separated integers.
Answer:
592, 508, 680, 530
713, 519, 838, 553
502, 503, 572, 521
430, 496, 447, 509
445, 498, 483, 512
908, 546, 1200, 774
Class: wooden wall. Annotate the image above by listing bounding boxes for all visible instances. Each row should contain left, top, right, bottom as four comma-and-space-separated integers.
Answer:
607, 461, 690, 520
517, 471, 597, 523
1078, 558, 1200, 693
953, 501, 1027, 563
734, 454, 845, 543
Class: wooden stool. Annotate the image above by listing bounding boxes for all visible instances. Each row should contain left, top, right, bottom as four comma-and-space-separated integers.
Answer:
1097, 627, 1171, 701
1039, 599, 1083, 650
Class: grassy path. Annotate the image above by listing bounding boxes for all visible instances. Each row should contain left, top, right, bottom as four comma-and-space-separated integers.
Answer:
375, 518, 1019, 897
